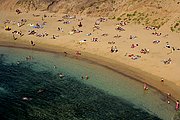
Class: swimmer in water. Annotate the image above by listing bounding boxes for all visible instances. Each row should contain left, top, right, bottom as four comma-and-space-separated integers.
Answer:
85, 75, 89, 80
26, 56, 33, 61
167, 93, 171, 104
22, 97, 32, 101
17, 61, 20, 65
59, 73, 64, 78
37, 89, 44, 93
53, 65, 56, 69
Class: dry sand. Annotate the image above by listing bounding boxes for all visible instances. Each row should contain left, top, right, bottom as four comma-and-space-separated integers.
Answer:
0, 10, 180, 102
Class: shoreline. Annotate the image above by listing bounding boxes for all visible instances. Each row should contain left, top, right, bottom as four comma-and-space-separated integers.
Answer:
0, 38, 179, 104
0, 10, 180, 107
1, 44, 171, 120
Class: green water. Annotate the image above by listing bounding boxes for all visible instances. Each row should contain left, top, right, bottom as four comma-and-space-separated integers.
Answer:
0, 46, 178, 120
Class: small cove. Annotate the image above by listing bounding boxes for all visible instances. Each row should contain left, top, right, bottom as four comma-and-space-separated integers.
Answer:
0, 46, 178, 120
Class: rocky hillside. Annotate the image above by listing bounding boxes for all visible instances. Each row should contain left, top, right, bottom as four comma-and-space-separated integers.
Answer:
0, 0, 180, 32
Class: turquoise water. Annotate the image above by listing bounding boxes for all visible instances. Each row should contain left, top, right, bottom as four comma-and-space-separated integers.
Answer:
0, 47, 178, 120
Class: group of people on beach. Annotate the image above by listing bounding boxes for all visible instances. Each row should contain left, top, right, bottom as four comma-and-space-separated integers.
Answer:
2, 10, 180, 112
111, 46, 118, 53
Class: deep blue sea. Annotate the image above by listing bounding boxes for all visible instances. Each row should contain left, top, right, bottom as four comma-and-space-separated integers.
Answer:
0, 47, 178, 120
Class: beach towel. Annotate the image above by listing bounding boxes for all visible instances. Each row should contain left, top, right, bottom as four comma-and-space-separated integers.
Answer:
32, 25, 44, 29
68, 31, 75, 35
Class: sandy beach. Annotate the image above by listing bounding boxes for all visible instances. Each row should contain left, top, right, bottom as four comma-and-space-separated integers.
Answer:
0, 9, 180, 104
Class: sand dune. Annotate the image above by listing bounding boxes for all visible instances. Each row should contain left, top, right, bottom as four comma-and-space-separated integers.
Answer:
0, 0, 179, 33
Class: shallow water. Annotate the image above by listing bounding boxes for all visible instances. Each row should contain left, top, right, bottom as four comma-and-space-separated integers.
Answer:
0, 47, 178, 120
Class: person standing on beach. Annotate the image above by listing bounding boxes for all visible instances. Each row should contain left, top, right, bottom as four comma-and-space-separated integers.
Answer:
144, 83, 148, 90
161, 78, 164, 82
31, 41, 35, 46
176, 100, 179, 111
161, 77, 164, 85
